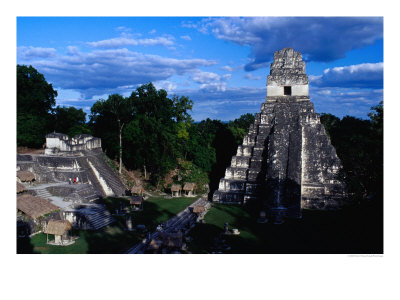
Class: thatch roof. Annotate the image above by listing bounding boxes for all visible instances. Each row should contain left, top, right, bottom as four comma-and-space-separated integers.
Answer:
193, 205, 206, 214
17, 194, 58, 219
17, 170, 35, 182
130, 195, 143, 205
171, 184, 182, 192
183, 182, 196, 191
130, 185, 144, 194
17, 182, 26, 194
45, 219, 72, 235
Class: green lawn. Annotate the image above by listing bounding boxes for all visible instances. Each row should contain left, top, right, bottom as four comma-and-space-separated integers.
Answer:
18, 225, 142, 254
17, 195, 197, 254
186, 202, 383, 254
130, 196, 196, 231
27, 232, 89, 254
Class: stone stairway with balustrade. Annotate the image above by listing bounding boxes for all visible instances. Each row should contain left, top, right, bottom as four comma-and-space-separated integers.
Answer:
83, 204, 115, 230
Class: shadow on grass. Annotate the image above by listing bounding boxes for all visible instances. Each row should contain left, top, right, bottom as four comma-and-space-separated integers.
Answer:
188, 201, 383, 254
131, 200, 179, 230
17, 237, 36, 254
79, 228, 140, 254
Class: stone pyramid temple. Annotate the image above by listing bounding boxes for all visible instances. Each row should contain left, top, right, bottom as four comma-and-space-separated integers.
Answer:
213, 48, 346, 221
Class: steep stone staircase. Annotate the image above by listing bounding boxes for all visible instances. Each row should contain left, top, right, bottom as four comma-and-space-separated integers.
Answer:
34, 188, 53, 199
28, 182, 65, 199
82, 205, 115, 230
84, 153, 126, 197
83, 193, 100, 202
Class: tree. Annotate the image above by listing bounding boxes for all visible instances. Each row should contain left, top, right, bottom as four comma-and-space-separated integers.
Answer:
186, 119, 220, 173
17, 65, 57, 117
17, 65, 57, 147
89, 100, 119, 159
109, 94, 134, 173
53, 106, 90, 137
319, 113, 340, 138
126, 83, 177, 182
227, 113, 255, 144
89, 83, 194, 183
89, 94, 133, 173
172, 95, 194, 159
172, 95, 193, 123
320, 105, 383, 206
17, 114, 48, 148
229, 113, 255, 131
99, 83, 196, 184
368, 101, 383, 137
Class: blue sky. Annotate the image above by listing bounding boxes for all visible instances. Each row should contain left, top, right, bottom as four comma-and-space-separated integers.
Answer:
17, 17, 383, 121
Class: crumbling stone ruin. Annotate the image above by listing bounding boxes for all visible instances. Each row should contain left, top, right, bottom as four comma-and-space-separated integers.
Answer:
213, 48, 347, 221
17, 133, 126, 230
45, 133, 101, 155
18, 133, 126, 197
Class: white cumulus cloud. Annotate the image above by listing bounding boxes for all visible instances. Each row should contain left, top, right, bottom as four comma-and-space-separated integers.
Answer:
21, 47, 217, 99
313, 62, 383, 88
190, 70, 232, 92
244, 73, 262, 80
87, 36, 174, 48
180, 35, 191, 41
18, 46, 57, 60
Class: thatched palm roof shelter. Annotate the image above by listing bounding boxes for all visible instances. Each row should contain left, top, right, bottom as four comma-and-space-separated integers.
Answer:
17, 194, 58, 219
44, 219, 72, 244
129, 195, 144, 211
171, 184, 182, 192
183, 182, 196, 196
17, 182, 26, 194
171, 184, 182, 197
45, 220, 72, 236
131, 185, 144, 195
183, 183, 196, 191
17, 170, 35, 182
